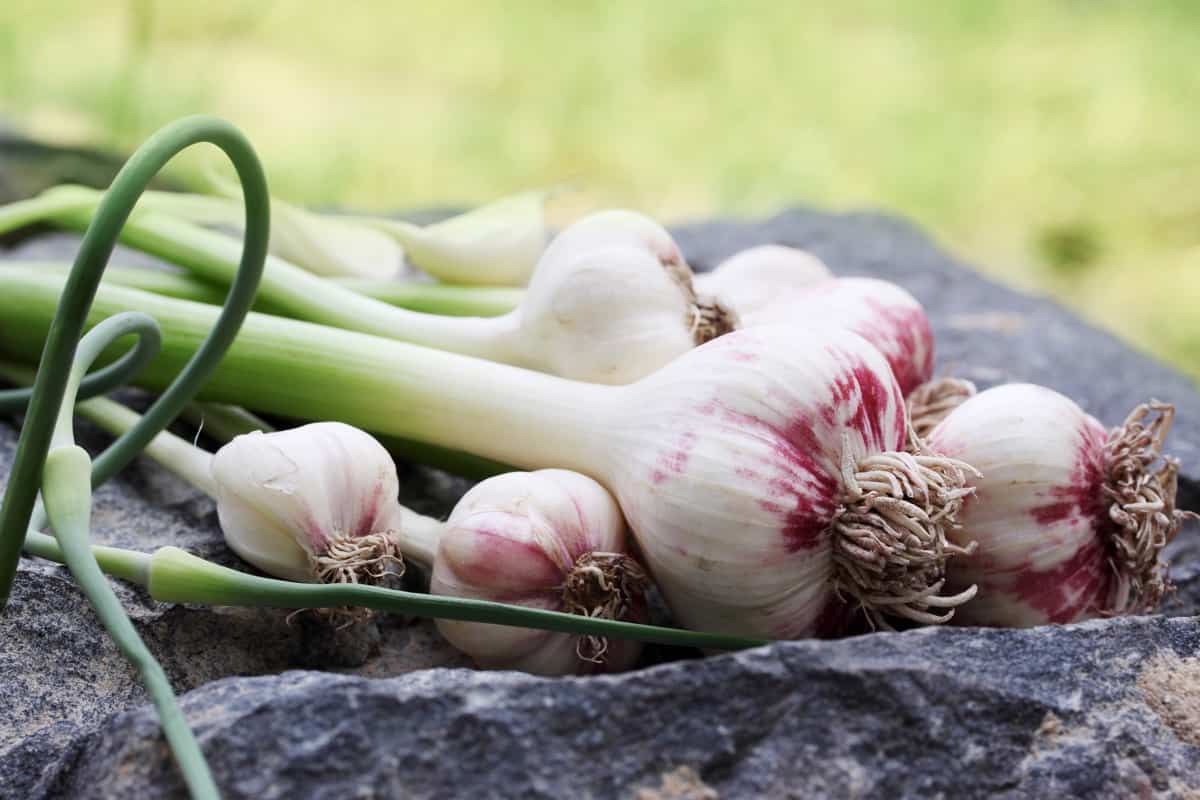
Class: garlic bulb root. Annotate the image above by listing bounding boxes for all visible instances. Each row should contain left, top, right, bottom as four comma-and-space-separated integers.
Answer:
1102, 401, 1196, 614
660, 253, 738, 345
831, 434, 980, 630
311, 531, 405, 587
560, 551, 650, 663
907, 377, 978, 441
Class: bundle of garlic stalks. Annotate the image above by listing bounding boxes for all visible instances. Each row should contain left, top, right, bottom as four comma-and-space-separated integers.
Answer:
1, 118, 1194, 678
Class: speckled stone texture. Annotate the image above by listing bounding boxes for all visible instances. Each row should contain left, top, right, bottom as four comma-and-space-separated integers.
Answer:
0, 143, 1197, 797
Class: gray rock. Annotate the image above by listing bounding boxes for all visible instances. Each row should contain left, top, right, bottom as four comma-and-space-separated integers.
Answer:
1, 157, 1199, 797
32, 616, 1200, 799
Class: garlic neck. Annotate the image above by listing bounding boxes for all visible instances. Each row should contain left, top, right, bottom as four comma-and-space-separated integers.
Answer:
395, 506, 444, 569
830, 436, 980, 630
1101, 402, 1196, 614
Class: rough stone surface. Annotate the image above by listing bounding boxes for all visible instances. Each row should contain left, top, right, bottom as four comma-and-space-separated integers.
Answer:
32, 618, 1200, 799
1, 142, 1199, 798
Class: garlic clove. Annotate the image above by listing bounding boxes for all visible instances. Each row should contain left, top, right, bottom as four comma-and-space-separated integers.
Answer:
210, 422, 406, 585
695, 245, 833, 316
372, 191, 548, 286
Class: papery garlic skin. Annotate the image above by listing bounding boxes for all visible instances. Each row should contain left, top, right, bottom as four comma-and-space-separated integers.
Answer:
927, 384, 1185, 627
429, 469, 644, 675
743, 277, 934, 396
694, 245, 832, 316
594, 324, 966, 639
210, 422, 405, 583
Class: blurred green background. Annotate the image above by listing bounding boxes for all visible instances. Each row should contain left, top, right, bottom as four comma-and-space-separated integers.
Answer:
1, 1, 1197, 376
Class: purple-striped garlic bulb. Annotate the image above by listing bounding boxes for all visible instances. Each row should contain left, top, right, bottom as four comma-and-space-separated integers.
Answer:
743, 277, 935, 396
590, 324, 978, 638
397, 469, 648, 676
926, 383, 1194, 626
210, 422, 405, 585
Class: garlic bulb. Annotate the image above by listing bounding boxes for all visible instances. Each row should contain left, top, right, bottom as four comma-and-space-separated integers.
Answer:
428, 210, 737, 384
742, 277, 935, 395
693, 245, 832, 315
210, 422, 405, 584
926, 383, 1193, 626
582, 324, 978, 638
372, 191, 548, 286
398, 469, 647, 676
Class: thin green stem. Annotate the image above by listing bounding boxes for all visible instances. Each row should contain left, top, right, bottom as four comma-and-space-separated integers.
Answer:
1, 261, 521, 316
44, 202, 523, 364
0, 115, 269, 609
0, 310, 162, 416
0, 274, 610, 475
23, 529, 150, 584
39, 315, 220, 799
42, 446, 219, 800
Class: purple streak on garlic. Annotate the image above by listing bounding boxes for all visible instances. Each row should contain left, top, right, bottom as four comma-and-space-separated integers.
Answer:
927, 383, 1193, 627
740, 277, 935, 396
586, 324, 976, 638
210, 422, 404, 584
407, 469, 647, 676
693, 245, 833, 316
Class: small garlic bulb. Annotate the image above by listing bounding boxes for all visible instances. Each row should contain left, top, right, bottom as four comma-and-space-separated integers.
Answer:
927, 383, 1193, 626
495, 210, 737, 383
210, 422, 404, 584
694, 245, 832, 316
422, 469, 647, 676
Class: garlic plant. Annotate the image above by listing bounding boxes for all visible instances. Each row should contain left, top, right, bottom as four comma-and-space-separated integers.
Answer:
0, 276, 986, 640
925, 383, 1194, 627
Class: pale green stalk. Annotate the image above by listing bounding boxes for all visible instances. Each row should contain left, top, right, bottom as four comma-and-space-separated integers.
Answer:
0, 272, 612, 477
47, 205, 526, 364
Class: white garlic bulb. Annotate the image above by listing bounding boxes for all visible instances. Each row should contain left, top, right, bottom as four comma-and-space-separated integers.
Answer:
694, 245, 832, 315
210, 422, 405, 584
927, 383, 1192, 627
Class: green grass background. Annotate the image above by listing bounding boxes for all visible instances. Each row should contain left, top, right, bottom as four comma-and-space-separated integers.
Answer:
1, 1, 1197, 376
